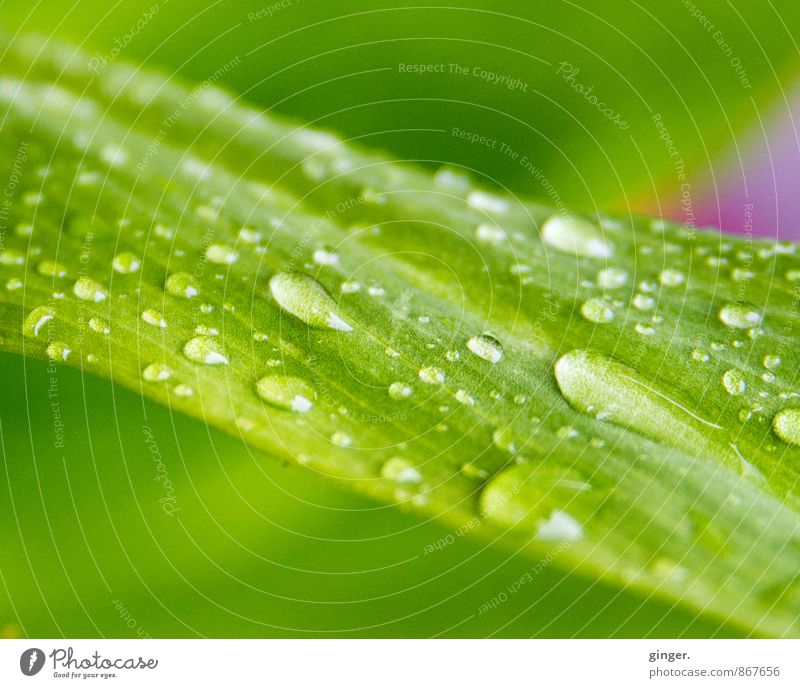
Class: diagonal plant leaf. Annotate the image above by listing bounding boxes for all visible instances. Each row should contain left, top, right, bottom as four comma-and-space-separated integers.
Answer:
0, 36, 799, 637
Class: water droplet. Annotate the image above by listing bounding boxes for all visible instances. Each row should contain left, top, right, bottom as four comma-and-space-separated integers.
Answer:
480, 464, 591, 541
173, 383, 195, 397
555, 349, 719, 452
722, 369, 746, 396
763, 355, 781, 370
388, 382, 413, 400
37, 260, 67, 278
205, 244, 239, 265
492, 427, 516, 453
433, 166, 471, 194
23, 306, 55, 337
731, 268, 755, 282
659, 268, 685, 287
467, 333, 504, 363
632, 294, 655, 311
331, 431, 352, 448
455, 389, 476, 406
165, 272, 200, 299
269, 272, 352, 331
141, 309, 167, 328
773, 409, 800, 446
112, 252, 141, 274
0, 248, 25, 265
597, 267, 628, 289
691, 349, 709, 362
541, 215, 611, 258
467, 190, 508, 214
419, 366, 445, 384
238, 227, 262, 244
142, 363, 173, 382
73, 277, 108, 302
6, 278, 23, 291
380, 457, 422, 484
194, 324, 219, 336
719, 303, 762, 329
475, 224, 506, 244
46, 341, 71, 362
89, 317, 110, 335
313, 248, 339, 266
445, 350, 460, 362
367, 285, 385, 297
580, 298, 614, 324
634, 323, 656, 336
340, 280, 361, 294
256, 375, 315, 412
182, 336, 228, 365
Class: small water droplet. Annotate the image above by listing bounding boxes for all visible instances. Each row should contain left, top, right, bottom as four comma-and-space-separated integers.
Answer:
112, 252, 141, 274
541, 215, 611, 258
205, 244, 239, 265
37, 260, 68, 278
597, 267, 628, 289
46, 341, 72, 362
455, 389, 476, 406
73, 277, 107, 302
182, 336, 228, 365
380, 457, 422, 484
467, 190, 508, 214
141, 309, 167, 328
632, 294, 655, 311
256, 375, 315, 412
492, 427, 516, 453
773, 409, 800, 446
165, 272, 200, 299
269, 272, 352, 331
6, 278, 23, 291
691, 349, 709, 362
238, 227, 263, 244
0, 248, 25, 265
722, 369, 746, 396
173, 383, 195, 397
313, 248, 339, 266
388, 382, 413, 400
467, 333, 504, 363
23, 306, 56, 337
475, 224, 506, 244
719, 303, 762, 329
419, 366, 445, 384
89, 317, 110, 335
142, 363, 173, 382
763, 355, 781, 370
659, 268, 685, 287
580, 298, 614, 324
331, 431, 352, 448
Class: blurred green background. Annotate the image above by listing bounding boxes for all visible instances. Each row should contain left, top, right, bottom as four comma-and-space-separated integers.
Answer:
2, 0, 799, 637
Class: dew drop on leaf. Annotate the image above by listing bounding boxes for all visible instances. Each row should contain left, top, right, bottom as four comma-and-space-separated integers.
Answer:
541, 215, 612, 258
772, 409, 800, 446
112, 252, 141, 274
722, 369, 746, 396
269, 272, 352, 331
418, 366, 445, 385
256, 375, 315, 412
466, 333, 504, 363
205, 244, 239, 265
46, 340, 71, 362
388, 382, 413, 400
580, 298, 614, 324
475, 224, 506, 244
182, 336, 228, 365
659, 268, 685, 287
88, 317, 110, 335
73, 276, 108, 302
37, 260, 68, 278
480, 464, 591, 542
165, 272, 200, 299
380, 457, 422, 484
23, 305, 55, 337
719, 303, 762, 329
141, 309, 167, 328
597, 267, 628, 289
142, 363, 173, 382
0, 248, 25, 266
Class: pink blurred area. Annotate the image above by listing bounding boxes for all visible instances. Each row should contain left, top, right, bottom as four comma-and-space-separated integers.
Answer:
676, 88, 800, 241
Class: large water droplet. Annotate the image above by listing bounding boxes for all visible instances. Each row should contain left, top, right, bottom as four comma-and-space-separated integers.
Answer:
467, 333, 504, 363
269, 272, 352, 331
182, 336, 228, 365
772, 409, 800, 446
541, 215, 611, 258
256, 375, 315, 412
719, 303, 762, 329
73, 277, 108, 302
480, 464, 591, 541
555, 349, 720, 452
